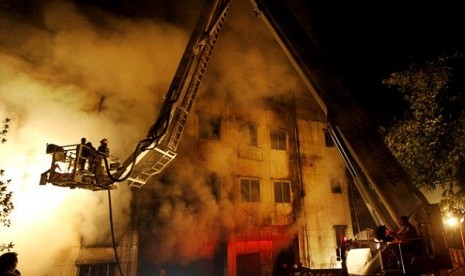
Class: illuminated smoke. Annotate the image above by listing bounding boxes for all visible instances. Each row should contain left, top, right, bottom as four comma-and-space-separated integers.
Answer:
205, 1, 300, 106
0, 0, 306, 273
0, 0, 190, 274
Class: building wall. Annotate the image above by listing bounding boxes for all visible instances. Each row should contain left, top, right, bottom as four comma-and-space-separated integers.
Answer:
46, 229, 138, 276
189, 93, 352, 275
297, 120, 353, 269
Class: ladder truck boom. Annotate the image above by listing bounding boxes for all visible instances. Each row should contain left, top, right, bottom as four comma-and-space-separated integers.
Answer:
124, 0, 231, 188
249, 0, 451, 274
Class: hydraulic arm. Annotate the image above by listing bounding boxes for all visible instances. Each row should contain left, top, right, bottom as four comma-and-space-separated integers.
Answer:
249, 0, 451, 273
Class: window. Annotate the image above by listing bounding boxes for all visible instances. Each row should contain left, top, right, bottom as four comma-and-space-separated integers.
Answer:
199, 114, 221, 140
270, 129, 287, 150
239, 122, 258, 146
240, 178, 260, 202
273, 181, 291, 203
323, 128, 334, 147
331, 178, 342, 194
77, 263, 116, 276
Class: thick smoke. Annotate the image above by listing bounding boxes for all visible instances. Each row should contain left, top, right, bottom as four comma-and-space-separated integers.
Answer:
203, 1, 300, 106
0, 0, 190, 274
0, 0, 307, 273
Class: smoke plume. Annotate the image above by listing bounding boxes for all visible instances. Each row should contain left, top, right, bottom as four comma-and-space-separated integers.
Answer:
0, 0, 305, 273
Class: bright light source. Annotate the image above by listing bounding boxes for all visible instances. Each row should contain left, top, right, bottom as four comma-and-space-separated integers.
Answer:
445, 214, 465, 249
346, 248, 372, 275
446, 217, 459, 227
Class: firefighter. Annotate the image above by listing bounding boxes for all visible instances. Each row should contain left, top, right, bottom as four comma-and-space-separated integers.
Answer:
98, 138, 110, 156
94, 138, 110, 184
382, 216, 420, 269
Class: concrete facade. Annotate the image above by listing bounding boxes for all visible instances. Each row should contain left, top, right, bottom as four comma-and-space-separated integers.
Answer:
130, 89, 353, 275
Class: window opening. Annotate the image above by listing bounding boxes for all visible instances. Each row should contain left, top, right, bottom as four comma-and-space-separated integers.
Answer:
273, 181, 291, 203
240, 178, 260, 202
270, 129, 287, 150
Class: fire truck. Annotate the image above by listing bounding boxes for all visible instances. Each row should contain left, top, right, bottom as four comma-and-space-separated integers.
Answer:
39, 0, 452, 275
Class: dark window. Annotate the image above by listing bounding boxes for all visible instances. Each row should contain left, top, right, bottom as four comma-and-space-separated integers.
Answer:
239, 122, 258, 146
270, 129, 287, 150
323, 128, 334, 147
241, 178, 260, 202
199, 114, 221, 140
331, 178, 342, 194
77, 263, 116, 276
274, 181, 291, 203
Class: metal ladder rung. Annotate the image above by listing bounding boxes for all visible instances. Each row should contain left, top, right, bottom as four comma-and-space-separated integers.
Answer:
128, 149, 177, 188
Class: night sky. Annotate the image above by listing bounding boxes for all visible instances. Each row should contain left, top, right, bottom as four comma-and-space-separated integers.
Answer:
302, 0, 465, 126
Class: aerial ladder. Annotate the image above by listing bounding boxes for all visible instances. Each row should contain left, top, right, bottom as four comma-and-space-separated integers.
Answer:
122, 0, 231, 188
39, 0, 231, 190
249, 0, 452, 274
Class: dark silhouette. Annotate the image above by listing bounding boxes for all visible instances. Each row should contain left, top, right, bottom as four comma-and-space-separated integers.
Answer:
79, 137, 89, 170
382, 215, 420, 269
97, 138, 110, 156
94, 139, 110, 184
0, 252, 21, 276
84, 142, 95, 171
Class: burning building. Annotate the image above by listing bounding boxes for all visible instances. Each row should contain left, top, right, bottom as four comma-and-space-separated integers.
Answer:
126, 0, 354, 274
72, 77, 354, 276
130, 82, 354, 275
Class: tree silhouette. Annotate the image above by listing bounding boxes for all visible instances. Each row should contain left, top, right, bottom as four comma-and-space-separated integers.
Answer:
0, 118, 14, 251
380, 53, 465, 219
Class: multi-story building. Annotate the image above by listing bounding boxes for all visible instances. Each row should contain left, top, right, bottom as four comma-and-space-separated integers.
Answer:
49, 63, 354, 276
129, 83, 353, 275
